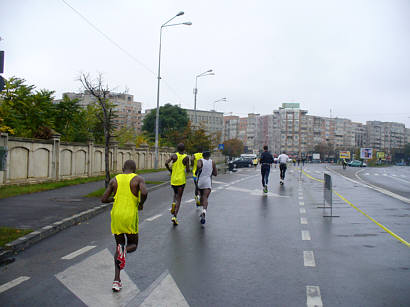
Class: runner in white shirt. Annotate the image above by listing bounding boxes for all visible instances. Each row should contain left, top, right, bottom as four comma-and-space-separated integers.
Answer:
277, 151, 289, 184
196, 151, 217, 224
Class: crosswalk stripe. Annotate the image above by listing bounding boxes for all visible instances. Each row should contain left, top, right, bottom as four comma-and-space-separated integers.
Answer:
0, 276, 30, 294
56, 249, 139, 306
62, 246, 96, 260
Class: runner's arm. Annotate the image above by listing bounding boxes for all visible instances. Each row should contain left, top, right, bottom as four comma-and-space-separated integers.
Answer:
132, 177, 148, 210
165, 154, 176, 174
196, 159, 203, 177
183, 156, 190, 173
101, 178, 116, 203
212, 160, 218, 176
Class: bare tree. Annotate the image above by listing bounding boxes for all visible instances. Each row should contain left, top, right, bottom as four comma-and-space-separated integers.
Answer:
79, 73, 117, 188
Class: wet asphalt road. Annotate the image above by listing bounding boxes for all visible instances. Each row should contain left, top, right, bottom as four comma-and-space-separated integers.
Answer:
0, 164, 409, 306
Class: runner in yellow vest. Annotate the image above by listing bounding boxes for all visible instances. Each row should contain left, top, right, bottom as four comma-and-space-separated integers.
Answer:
101, 160, 148, 292
165, 143, 190, 225
191, 151, 203, 206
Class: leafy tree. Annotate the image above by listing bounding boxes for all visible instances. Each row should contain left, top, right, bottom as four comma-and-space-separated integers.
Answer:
142, 104, 189, 141
222, 138, 244, 157
0, 77, 56, 138
54, 94, 90, 142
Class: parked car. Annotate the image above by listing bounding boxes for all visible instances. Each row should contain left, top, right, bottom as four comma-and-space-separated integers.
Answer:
228, 157, 253, 169
348, 160, 366, 167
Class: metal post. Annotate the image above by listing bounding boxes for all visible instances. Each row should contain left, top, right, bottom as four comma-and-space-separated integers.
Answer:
154, 27, 163, 170
194, 76, 198, 126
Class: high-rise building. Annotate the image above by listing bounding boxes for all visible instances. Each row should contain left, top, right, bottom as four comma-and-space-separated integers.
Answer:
366, 121, 406, 152
185, 109, 224, 136
223, 115, 240, 141
62, 91, 142, 133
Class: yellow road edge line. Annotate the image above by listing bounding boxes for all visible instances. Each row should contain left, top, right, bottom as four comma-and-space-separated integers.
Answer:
302, 170, 410, 247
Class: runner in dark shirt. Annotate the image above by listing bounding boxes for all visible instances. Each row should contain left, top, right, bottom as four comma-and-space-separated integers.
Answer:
259, 145, 274, 193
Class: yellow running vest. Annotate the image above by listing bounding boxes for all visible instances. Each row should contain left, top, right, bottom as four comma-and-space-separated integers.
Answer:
171, 152, 187, 186
192, 152, 203, 177
111, 173, 140, 235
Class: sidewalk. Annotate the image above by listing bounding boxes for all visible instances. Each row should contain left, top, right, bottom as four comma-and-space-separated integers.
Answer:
0, 170, 171, 262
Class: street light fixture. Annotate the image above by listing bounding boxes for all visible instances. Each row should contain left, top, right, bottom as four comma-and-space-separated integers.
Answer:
154, 12, 192, 169
213, 97, 227, 111
194, 69, 214, 126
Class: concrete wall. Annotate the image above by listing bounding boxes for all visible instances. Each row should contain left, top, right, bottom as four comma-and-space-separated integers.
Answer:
0, 134, 174, 186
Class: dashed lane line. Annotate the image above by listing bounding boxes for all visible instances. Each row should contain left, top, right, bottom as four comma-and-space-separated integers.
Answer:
301, 217, 308, 224
302, 169, 410, 247
62, 245, 96, 260
306, 286, 323, 307
299, 208, 306, 214
0, 276, 30, 294
299, 202, 304, 206
302, 230, 311, 241
146, 214, 162, 222
303, 251, 316, 267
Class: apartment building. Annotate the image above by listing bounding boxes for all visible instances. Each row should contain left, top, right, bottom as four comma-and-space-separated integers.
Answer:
185, 109, 224, 136
366, 121, 406, 152
63, 91, 142, 133
223, 115, 240, 141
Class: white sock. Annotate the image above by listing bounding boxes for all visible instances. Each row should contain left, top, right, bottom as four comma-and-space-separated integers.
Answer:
202, 209, 206, 215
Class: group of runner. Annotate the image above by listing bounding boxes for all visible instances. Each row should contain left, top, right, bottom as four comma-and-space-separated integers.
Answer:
165, 143, 217, 226
101, 143, 217, 292
101, 143, 288, 292
259, 145, 290, 192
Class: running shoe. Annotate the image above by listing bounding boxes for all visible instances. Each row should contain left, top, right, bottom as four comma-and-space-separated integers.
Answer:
170, 202, 176, 215
171, 216, 179, 225
112, 281, 122, 292
195, 195, 201, 207
116, 244, 126, 270
200, 212, 206, 224
263, 186, 268, 193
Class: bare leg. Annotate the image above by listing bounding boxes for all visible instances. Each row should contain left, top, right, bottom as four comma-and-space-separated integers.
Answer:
174, 185, 185, 216
113, 234, 125, 282
200, 189, 211, 210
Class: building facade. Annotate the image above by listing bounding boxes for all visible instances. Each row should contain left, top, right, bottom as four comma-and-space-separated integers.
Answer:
63, 91, 142, 133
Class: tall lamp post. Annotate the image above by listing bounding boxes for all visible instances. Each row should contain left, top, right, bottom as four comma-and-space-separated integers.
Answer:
213, 97, 227, 111
193, 69, 214, 126
154, 12, 192, 169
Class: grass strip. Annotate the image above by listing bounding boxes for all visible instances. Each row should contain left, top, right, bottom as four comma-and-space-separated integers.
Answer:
0, 168, 167, 199
0, 227, 33, 247
85, 180, 165, 198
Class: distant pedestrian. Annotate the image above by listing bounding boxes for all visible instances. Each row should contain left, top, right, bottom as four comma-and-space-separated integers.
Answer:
196, 150, 217, 224
101, 160, 148, 292
278, 151, 289, 184
253, 157, 259, 169
260, 145, 274, 193
191, 149, 203, 207
165, 143, 190, 225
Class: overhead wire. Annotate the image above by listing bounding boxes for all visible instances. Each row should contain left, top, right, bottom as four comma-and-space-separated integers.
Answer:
61, 0, 186, 105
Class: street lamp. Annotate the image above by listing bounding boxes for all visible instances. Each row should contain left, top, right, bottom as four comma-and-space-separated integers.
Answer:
193, 69, 214, 126
213, 97, 227, 111
154, 12, 192, 169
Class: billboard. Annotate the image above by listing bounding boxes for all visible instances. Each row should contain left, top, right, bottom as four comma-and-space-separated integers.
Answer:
376, 151, 385, 159
339, 151, 350, 159
312, 153, 320, 160
282, 103, 300, 109
360, 148, 373, 159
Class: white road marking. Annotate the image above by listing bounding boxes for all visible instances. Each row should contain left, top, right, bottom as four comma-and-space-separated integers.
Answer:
301, 217, 308, 224
298, 196, 304, 200
62, 245, 96, 260
226, 186, 289, 197
364, 173, 370, 176
0, 276, 30, 294
56, 249, 139, 306
185, 199, 195, 203
374, 173, 379, 176
306, 286, 323, 307
139, 272, 189, 307
212, 180, 225, 184
299, 202, 305, 206
304, 251, 316, 267
302, 230, 311, 240
300, 208, 306, 214
146, 214, 162, 222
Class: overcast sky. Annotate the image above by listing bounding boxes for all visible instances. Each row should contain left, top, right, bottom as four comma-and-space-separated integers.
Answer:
1, 0, 409, 127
